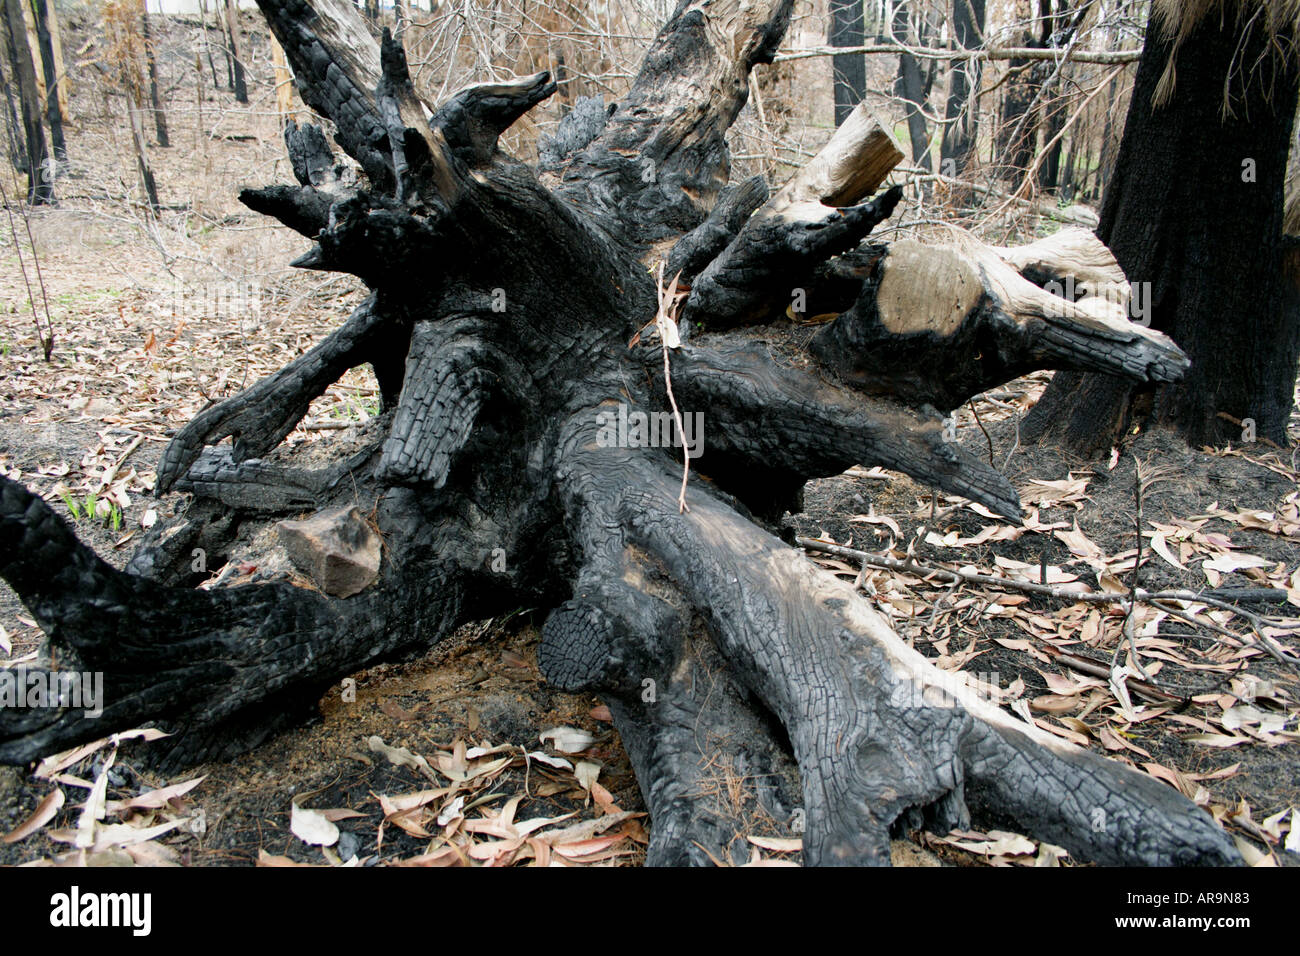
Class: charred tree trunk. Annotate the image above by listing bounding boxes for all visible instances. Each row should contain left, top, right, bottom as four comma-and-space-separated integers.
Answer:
222, 0, 247, 104
127, 88, 160, 212
0, 0, 1237, 867
940, 0, 984, 177
830, 0, 866, 127
1025, 7, 1300, 452
893, 0, 931, 170
29, 0, 64, 161
1, 0, 50, 202
141, 3, 169, 147
0, 39, 26, 172
995, 0, 1043, 176
199, 0, 221, 90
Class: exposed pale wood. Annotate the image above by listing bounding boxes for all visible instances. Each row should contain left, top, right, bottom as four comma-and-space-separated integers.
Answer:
809, 229, 1189, 410
269, 35, 294, 125
17, 0, 42, 107
874, 241, 983, 336
770, 101, 903, 210
990, 226, 1129, 302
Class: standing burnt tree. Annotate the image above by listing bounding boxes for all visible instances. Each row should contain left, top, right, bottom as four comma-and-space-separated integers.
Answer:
0, 0, 1239, 866
940, 0, 985, 177
830, 0, 866, 127
1025, 0, 1300, 451
1, 0, 52, 202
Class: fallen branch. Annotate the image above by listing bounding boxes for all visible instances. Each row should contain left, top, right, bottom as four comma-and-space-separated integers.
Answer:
1037, 644, 1186, 705
775, 43, 1142, 65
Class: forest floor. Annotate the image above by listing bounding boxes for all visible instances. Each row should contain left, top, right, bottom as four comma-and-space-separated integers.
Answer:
0, 13, 1297, 868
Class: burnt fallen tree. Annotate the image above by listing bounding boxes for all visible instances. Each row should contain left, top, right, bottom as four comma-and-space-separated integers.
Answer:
0, 0, 1235, 865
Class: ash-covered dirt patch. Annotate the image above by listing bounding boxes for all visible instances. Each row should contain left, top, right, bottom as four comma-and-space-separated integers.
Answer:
0, 611, 651, 867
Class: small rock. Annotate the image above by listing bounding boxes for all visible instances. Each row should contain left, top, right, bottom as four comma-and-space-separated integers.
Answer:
338, 830, 359, 862
277, 506, 382, 598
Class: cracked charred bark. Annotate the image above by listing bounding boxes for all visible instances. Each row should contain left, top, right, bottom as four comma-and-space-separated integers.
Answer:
0, 0, 1238, 866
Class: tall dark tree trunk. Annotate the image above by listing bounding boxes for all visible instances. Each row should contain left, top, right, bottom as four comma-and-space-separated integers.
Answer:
29, 0, 64, 161
0, 40, 26, 171
940, 0, 985, 176
0, 0, 1238, 868
223, 0, 247, 104
1037, 98, 1066, 190
1024, 9, 1300, 452
1, 0, 51, 203
1035, 0, 1076, 192
829, 0, 865, 127
199, 0, 221, 90
893, 0, 930, 170
141, 4, 169, 147
996, 0, 1044, 175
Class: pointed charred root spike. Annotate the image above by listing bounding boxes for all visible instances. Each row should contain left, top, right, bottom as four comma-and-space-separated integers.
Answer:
156, 298, 388, 493
240, 185, 332, 239
434, 72, 558, 167
683, 185, 903, 329
665, 175, 769, 282
555, 0, 796, 238
1037, 313, 1191, 383
375, 30, 419, 200
378, 27, 412, 91
676, 105, 903, 326
964, 721, 1240, 865
0, 472, 482, 766
299, 200, 446, 283
289, 244, 328, 270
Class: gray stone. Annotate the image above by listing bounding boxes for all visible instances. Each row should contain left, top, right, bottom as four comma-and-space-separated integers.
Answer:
276, 505, 381, 598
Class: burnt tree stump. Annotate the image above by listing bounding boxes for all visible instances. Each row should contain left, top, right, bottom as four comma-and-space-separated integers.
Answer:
0, 0, 1235, 866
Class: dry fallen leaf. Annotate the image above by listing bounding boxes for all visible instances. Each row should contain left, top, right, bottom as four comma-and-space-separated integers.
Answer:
105, 776, 205, 814
539, 726, 595, 754
2, 789, 64, 844
1183, 732, 1250, 748
367, 735, 438, 780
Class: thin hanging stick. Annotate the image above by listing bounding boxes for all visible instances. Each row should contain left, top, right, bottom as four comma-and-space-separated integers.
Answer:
654, 261, 691, 514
